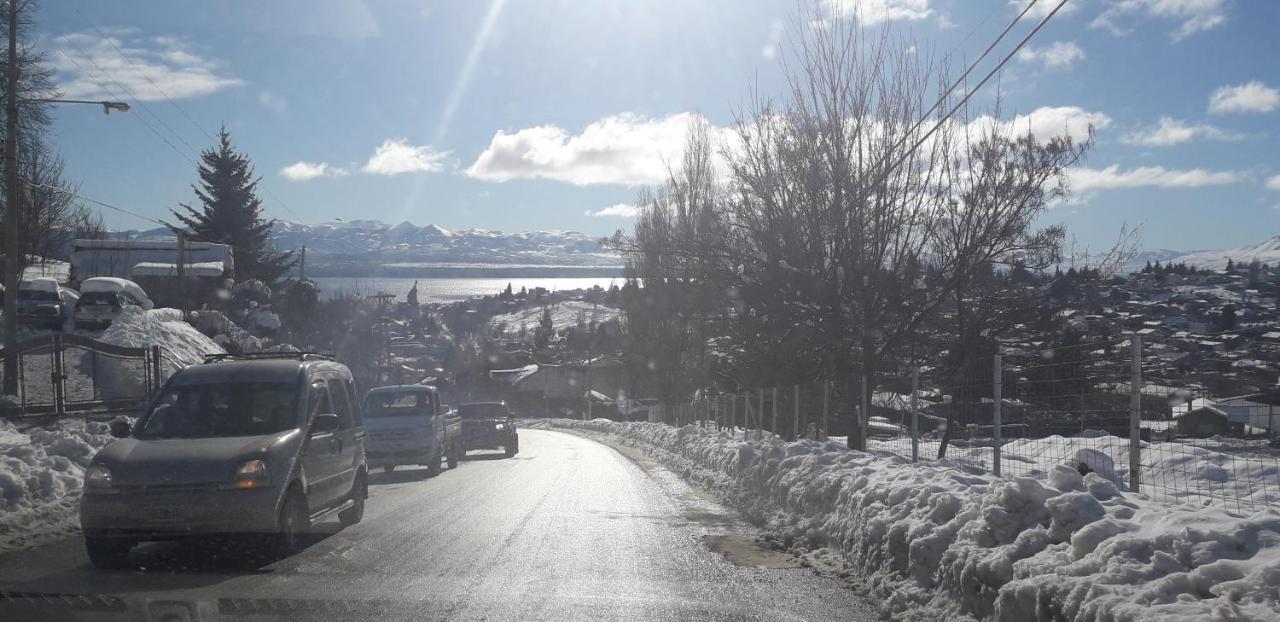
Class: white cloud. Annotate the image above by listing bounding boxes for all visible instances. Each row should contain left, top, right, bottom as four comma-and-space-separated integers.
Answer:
1208, 81, 1280, 115
825, 0, 932, 25
1120, 117, 1244, 146
1015, 41, 1085, 69
466, 112, 729, 186
1008, 0, 1079, 19
280, 161, 346, 181
258, 91, 286, 114
1091, 0, 1227, 41
972, 106, 1112, 144
1267, 175, 1280, 191
761, 19, 785, 60
585, 203, 640, 218
51, 31, 241, 101
362, 139, 449, 175
1071, 164, 1243, 192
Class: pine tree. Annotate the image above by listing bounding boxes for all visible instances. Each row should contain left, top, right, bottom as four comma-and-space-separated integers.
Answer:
170, 126, 296, 285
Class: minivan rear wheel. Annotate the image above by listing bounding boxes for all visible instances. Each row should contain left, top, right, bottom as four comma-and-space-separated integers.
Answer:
85, 536, 134, 569
339, 472, 366, 527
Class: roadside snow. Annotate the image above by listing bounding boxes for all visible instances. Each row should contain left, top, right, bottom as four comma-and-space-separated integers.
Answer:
0, 418, 115, 553
96, 308, 225, 397
532, 419, 1280, 621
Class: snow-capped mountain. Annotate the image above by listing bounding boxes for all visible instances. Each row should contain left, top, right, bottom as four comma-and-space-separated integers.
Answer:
111, 220, 621, 273
1162, 236, 1280, 271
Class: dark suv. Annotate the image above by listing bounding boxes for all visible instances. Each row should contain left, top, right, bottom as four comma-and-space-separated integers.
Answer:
458, 401, 519, 458
80, 353, 368, 567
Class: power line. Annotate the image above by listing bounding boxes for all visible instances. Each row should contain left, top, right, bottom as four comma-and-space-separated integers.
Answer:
63, 8, 307, 223
53, 48, 200, 170
883, 0, 1071, 181
897, 0, 1041, 157
20, 178, 253, 254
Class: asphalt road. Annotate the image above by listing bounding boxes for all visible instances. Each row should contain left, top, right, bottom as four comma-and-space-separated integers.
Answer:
0, 429, 877, 621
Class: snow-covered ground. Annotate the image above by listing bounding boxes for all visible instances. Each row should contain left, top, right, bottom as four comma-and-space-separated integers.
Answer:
0, 417, 116, 553
531, 419, 1280, 621
488, 300, 620, 334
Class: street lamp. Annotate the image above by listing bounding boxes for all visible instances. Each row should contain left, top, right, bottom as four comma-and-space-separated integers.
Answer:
25, 98, 130, 114
2, 44, 130, 395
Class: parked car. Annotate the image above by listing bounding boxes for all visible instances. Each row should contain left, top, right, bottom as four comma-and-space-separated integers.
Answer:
74, 277, 154, 330
15, 277, 76, 330
458, 401, 519, 458
362, 385, 462, 474
79, 352, 368, 568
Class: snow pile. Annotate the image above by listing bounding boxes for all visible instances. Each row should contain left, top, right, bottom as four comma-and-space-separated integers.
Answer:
94, 307, 225, 396
533, 419, 1280, 621
488, 300, 620, 334
0, 418, 116, 552
867, 434, 1280, 509
190, 310, 263, 353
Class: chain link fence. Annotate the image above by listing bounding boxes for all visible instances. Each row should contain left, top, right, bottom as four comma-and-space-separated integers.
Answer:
649, 336, 1280, 515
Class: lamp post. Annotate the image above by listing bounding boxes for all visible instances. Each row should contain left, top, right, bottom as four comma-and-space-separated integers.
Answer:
3, 1, 129, 395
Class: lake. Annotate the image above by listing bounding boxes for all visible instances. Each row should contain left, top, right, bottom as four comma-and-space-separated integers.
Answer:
312, 276, 627, 303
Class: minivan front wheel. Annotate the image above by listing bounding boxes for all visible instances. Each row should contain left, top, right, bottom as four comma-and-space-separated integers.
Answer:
275, 489, 308, 555
85, 536, 134, 569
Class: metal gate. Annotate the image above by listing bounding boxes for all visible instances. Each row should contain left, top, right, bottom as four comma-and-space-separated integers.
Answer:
0, 334, 160, 418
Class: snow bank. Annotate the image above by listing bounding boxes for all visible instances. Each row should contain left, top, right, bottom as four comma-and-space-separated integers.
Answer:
0, 418, 116, 552
93, 308, 225, 397
532, 419, 1280, 621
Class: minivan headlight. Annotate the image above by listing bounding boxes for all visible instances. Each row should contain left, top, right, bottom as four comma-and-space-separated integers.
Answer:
228, 459, 269, 490
84, 465, 116, 493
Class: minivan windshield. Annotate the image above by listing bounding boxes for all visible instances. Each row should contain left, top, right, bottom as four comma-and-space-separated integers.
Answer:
137, 382, 299, 439
459, 403, 507, 418
363, 392, 432, 417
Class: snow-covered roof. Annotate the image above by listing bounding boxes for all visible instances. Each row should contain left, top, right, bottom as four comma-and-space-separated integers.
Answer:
18, 277, 59, 293
130, 261, 226, 278
79, 277, 152, 305
73, 239, 233, 280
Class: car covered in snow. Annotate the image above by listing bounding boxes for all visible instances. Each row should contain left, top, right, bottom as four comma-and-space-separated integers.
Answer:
79, 352, 368, 567
458, 401, 519, 458
15, 277, 77, 329
73, 277, 154, 330
361, 384, 462, 474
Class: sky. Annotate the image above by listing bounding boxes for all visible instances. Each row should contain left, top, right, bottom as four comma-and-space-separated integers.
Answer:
31, 0, 1280, 253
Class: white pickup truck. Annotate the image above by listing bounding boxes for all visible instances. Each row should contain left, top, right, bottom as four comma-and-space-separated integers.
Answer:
362, 385, 462, 475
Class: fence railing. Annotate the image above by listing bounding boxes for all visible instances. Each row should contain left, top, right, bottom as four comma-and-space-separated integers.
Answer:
0, 334, 160, 419
649, 336, 1280, 516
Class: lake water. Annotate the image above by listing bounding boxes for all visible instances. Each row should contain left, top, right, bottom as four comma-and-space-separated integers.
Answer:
312, 276, 627, 303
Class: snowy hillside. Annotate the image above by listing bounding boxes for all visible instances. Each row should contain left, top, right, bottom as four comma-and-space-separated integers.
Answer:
488, 301, 621, 334
1166, 236, 1280, 271
111, 220, 621, 269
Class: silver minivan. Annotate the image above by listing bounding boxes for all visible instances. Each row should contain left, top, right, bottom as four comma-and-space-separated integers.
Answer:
80, 353, 368, 567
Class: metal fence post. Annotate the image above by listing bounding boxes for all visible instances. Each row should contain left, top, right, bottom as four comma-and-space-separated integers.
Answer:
747, 389, 757, 442
1129, 336, 1142, 493
911, 367, 919, 462
859, 375, 868, 451
793, 384, 800, 440
771, 386, 778, 440
822, 380, 830, 441
992, 354, 1002, 477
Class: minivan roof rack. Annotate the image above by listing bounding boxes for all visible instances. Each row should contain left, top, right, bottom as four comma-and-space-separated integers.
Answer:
203, 351, 335, 363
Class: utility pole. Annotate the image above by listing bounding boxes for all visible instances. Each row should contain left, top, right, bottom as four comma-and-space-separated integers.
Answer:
3, 0, 21, 396
175, 230, 187, 321
299, 244, 306, 280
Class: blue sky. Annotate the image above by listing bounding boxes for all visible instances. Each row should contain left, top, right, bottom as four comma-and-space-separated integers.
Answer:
33, 0, 1280, 253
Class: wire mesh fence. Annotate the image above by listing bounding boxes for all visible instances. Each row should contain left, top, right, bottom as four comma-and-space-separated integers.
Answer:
649, 336, 1280, 515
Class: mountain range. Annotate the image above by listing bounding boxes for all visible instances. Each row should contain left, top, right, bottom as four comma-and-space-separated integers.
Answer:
114, 220, 621, 276
109, 220, 1280, 276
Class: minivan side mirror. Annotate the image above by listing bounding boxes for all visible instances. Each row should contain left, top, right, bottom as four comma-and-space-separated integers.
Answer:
108, 419, 131, 438
311, 413, 339, 434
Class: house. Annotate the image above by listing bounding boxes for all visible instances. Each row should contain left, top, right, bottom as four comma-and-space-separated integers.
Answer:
1173, 401, 1233, 437
71, 239, 234, 307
